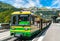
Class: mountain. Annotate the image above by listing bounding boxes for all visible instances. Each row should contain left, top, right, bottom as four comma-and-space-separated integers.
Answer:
0, 2, 17, 12
34, 8, 60, 19
0, 2, 14, 8
0, 1, 17, 23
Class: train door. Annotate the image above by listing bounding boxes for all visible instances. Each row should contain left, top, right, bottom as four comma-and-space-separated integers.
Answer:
30, 15, 40, 35
11, 15, 18, 26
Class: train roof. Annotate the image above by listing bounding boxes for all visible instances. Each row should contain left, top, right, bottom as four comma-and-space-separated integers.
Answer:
12, 11, 31, 15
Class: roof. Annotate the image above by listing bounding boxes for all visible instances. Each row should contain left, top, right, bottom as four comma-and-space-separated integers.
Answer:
12, 11, 31, 15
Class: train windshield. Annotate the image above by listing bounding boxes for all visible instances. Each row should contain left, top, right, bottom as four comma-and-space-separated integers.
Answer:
18, 15, 30, 25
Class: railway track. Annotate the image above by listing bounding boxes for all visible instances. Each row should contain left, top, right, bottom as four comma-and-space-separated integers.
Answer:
8, 26, 49, 41
0, 23, 51, 41
32, 24, 50, 41
1, 36, 16, 41
0, 29, 48, 41
1, 36, 32, 41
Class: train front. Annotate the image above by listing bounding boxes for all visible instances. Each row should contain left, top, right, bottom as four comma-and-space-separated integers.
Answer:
10, 11, 31, 38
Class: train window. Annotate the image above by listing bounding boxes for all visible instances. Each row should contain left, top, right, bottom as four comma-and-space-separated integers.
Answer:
18, 15, 29, 21
18, 15, 30, 25
13, 16, 16, 24
12, 15, 17, 25
31, 16, 35, 25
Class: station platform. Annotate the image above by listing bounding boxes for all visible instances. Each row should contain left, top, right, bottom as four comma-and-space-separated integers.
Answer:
0, 29, 9, 33
41, 23, 60, 41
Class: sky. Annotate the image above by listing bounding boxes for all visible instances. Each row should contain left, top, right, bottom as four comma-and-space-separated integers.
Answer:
0, 0, 60, 8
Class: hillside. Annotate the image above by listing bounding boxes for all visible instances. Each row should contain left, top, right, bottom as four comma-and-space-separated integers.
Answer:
0, 2, 14, 8
0, 2, 16, 23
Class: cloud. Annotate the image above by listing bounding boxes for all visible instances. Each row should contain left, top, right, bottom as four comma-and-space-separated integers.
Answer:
51, 0, 60, 8
1, 0, 59, 8
46, 6, 51, 9
13, 0, 25, 8
12, 0, 43, 8
52, 0, 58, 6
12, 0, 34, 8
27, 0, 36, 7
35, 0, 43, 7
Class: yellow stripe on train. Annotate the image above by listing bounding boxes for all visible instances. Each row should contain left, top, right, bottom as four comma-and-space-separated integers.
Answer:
11, 26, 30, 28
12, 11, 31, 15
10, 30, 30, 32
